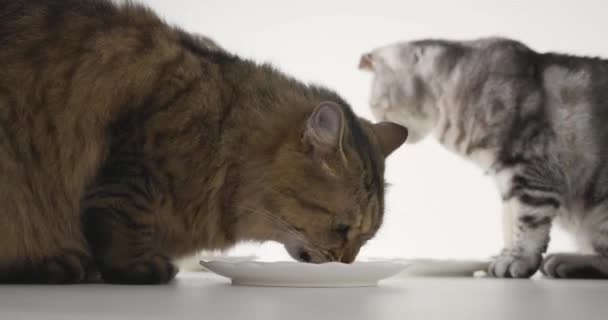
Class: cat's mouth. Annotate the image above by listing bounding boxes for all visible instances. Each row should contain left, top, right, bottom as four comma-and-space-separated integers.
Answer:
284, 244, 333, 264
284, 243, 360, 264
272, 217, 345, 263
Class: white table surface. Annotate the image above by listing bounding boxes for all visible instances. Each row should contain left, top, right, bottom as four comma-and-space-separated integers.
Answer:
1, 272, 607, 320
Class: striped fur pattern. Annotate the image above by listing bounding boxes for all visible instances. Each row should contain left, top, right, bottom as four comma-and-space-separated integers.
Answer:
362, 37, 608, 278
0, 0, 407, 284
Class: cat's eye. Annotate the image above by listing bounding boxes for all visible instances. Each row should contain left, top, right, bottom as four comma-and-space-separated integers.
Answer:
334, 223, 350, 237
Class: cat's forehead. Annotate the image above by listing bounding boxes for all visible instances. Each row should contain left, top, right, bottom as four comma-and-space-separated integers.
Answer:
371, 41, 445, 71
371, 43, 413, 70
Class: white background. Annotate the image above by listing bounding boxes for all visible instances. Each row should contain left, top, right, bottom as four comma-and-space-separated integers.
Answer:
137, 0, 608, 261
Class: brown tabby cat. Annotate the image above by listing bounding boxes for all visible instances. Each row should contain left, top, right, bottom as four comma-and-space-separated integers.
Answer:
0, 0, 408, 284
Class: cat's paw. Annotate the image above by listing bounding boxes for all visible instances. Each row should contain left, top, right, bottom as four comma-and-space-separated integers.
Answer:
489, 249, 541, 278
36, 252, 95, 284
541, 253, 608, 279
101, 255, 178, 284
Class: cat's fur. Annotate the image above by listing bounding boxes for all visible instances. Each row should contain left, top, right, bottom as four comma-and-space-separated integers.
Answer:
0, 0, 408, 284
361, 37, 608, 279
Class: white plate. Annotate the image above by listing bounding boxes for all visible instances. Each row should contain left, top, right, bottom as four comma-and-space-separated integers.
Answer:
398, 258, 490, 277
199, 260, 410, 287
176, 254, 258, 272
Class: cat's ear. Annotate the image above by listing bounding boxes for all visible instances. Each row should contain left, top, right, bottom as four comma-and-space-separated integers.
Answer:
359, 53, 374, 72
372, 122, 408, 157
304, 102, 344, 153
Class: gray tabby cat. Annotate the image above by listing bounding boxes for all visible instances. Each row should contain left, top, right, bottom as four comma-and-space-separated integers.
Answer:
359, 37, 608, 279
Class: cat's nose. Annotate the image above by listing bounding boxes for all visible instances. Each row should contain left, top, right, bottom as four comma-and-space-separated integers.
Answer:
340, 253, 356, 264
298, 250, 312, 263
338, 246, 361, 264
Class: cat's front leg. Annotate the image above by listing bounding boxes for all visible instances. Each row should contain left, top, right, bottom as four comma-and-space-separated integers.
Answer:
82, 159, 178, 284
502, 201, 515, 249
84, 203, 178, 284
489, 173, 560, 278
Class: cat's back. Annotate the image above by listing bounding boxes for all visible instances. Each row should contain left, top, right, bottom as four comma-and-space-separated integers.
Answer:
468, 39, 608, 154
527, 51, 608, 202
539, 52, 608, 115
0, 0, 228, 269
0, 0, 219, 206
539, 52, 608, 101
537, 52, 608, 152
0, 0, 197, 106
1, 0, 120, 41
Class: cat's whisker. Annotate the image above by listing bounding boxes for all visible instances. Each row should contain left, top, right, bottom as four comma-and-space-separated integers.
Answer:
245, 209, 326, 260
236, 206, 312, 247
